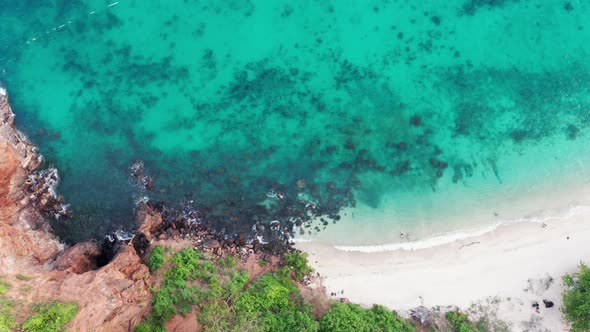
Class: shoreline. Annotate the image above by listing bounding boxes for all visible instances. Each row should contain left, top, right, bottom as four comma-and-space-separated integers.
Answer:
333, 204, 590, 252
296, 210, 590, 331
293, 167, 590, 247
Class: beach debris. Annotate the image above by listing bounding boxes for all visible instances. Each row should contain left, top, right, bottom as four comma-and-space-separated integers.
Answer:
532, 301, 540, 313
459, 241, 480, 249
524, 275, 554, 294
466, 297, 513, 331
542, 300, 554, 308
521, 315, 549, 332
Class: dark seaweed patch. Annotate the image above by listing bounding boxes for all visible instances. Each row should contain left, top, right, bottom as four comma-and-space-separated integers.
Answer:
460, 0, 519, 16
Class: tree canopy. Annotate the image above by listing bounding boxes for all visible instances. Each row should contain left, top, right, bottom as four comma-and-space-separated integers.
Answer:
562, 263, 590, 332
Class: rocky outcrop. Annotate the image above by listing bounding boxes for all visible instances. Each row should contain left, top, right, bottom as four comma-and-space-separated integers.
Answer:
48, 245, 150, 331
25, 168, 72, 220
54, 240, 102, 274
0, 93, 63, 272
135, 202, 162, 241
0, 90, 299, 331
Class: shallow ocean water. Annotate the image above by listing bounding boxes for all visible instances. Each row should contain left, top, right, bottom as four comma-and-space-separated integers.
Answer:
1, 0, 590, 243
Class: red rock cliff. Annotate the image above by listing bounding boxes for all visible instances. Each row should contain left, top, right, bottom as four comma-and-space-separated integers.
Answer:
0, 92, 152, 331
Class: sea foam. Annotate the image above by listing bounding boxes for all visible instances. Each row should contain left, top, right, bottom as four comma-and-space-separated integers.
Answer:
332, 205, 590, 253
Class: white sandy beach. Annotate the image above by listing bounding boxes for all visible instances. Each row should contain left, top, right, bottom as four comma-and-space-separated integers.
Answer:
296, 210, 590, 331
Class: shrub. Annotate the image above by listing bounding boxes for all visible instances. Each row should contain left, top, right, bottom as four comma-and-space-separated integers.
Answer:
147, 245, 165, 271
233, 272, 318, 332
134, 319, 163, 332
319, 303, 415, 332
285, 252, 313, 281
220, 254, 238, 269
446, 310, 476, 332
0, 281, 10, 295
22, 301, 79, 332
16, 274, 32, 281
562, 263, 590, 332
139, 247, 319, 332
138, 248, 204, 330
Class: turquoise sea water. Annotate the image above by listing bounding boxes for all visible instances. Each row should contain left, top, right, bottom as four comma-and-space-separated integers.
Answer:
1, 0, 590, 243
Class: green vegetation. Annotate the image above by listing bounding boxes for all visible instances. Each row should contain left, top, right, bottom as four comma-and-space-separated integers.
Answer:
137, 244, 425, 332
446, 310, 477, 332
137, 246, 421, 332
0, 298, 16, 332
136, 248, 319, 332
22, 301, 79, 332
562, 263, 590, 332
137, 248, 203, 331
284, 252, 314, 281
219, 254, 237, 269
146, 245, 165, 272
0, 281, 10, 295
16, 274, 32, 281
319, 303, 415, 332
230, 269, 318, 332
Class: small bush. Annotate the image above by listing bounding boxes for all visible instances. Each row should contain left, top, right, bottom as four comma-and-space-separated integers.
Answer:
220, 254, 238, 269
0, 281, 10, 295
446, 310, 476, 332
22, 301, 79, 332
147, 245, 165, 271
16, 274, 32, 281
139, 248, 204, 330
562, 263, 590, 332
134, 317, 164, 332
285, 252, 313, 281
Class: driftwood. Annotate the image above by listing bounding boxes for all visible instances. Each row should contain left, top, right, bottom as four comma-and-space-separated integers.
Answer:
459, 241, 480, 249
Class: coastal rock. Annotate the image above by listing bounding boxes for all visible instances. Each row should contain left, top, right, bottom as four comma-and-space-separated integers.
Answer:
0, 95, 64, 272
135, 202, 163, 241
54, 240, 102, 274
203, 239, 221, 249
25, 167, 71, 219
45, 245, 151, 331
130, 160, 154, 192
0, 93, 151, 331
